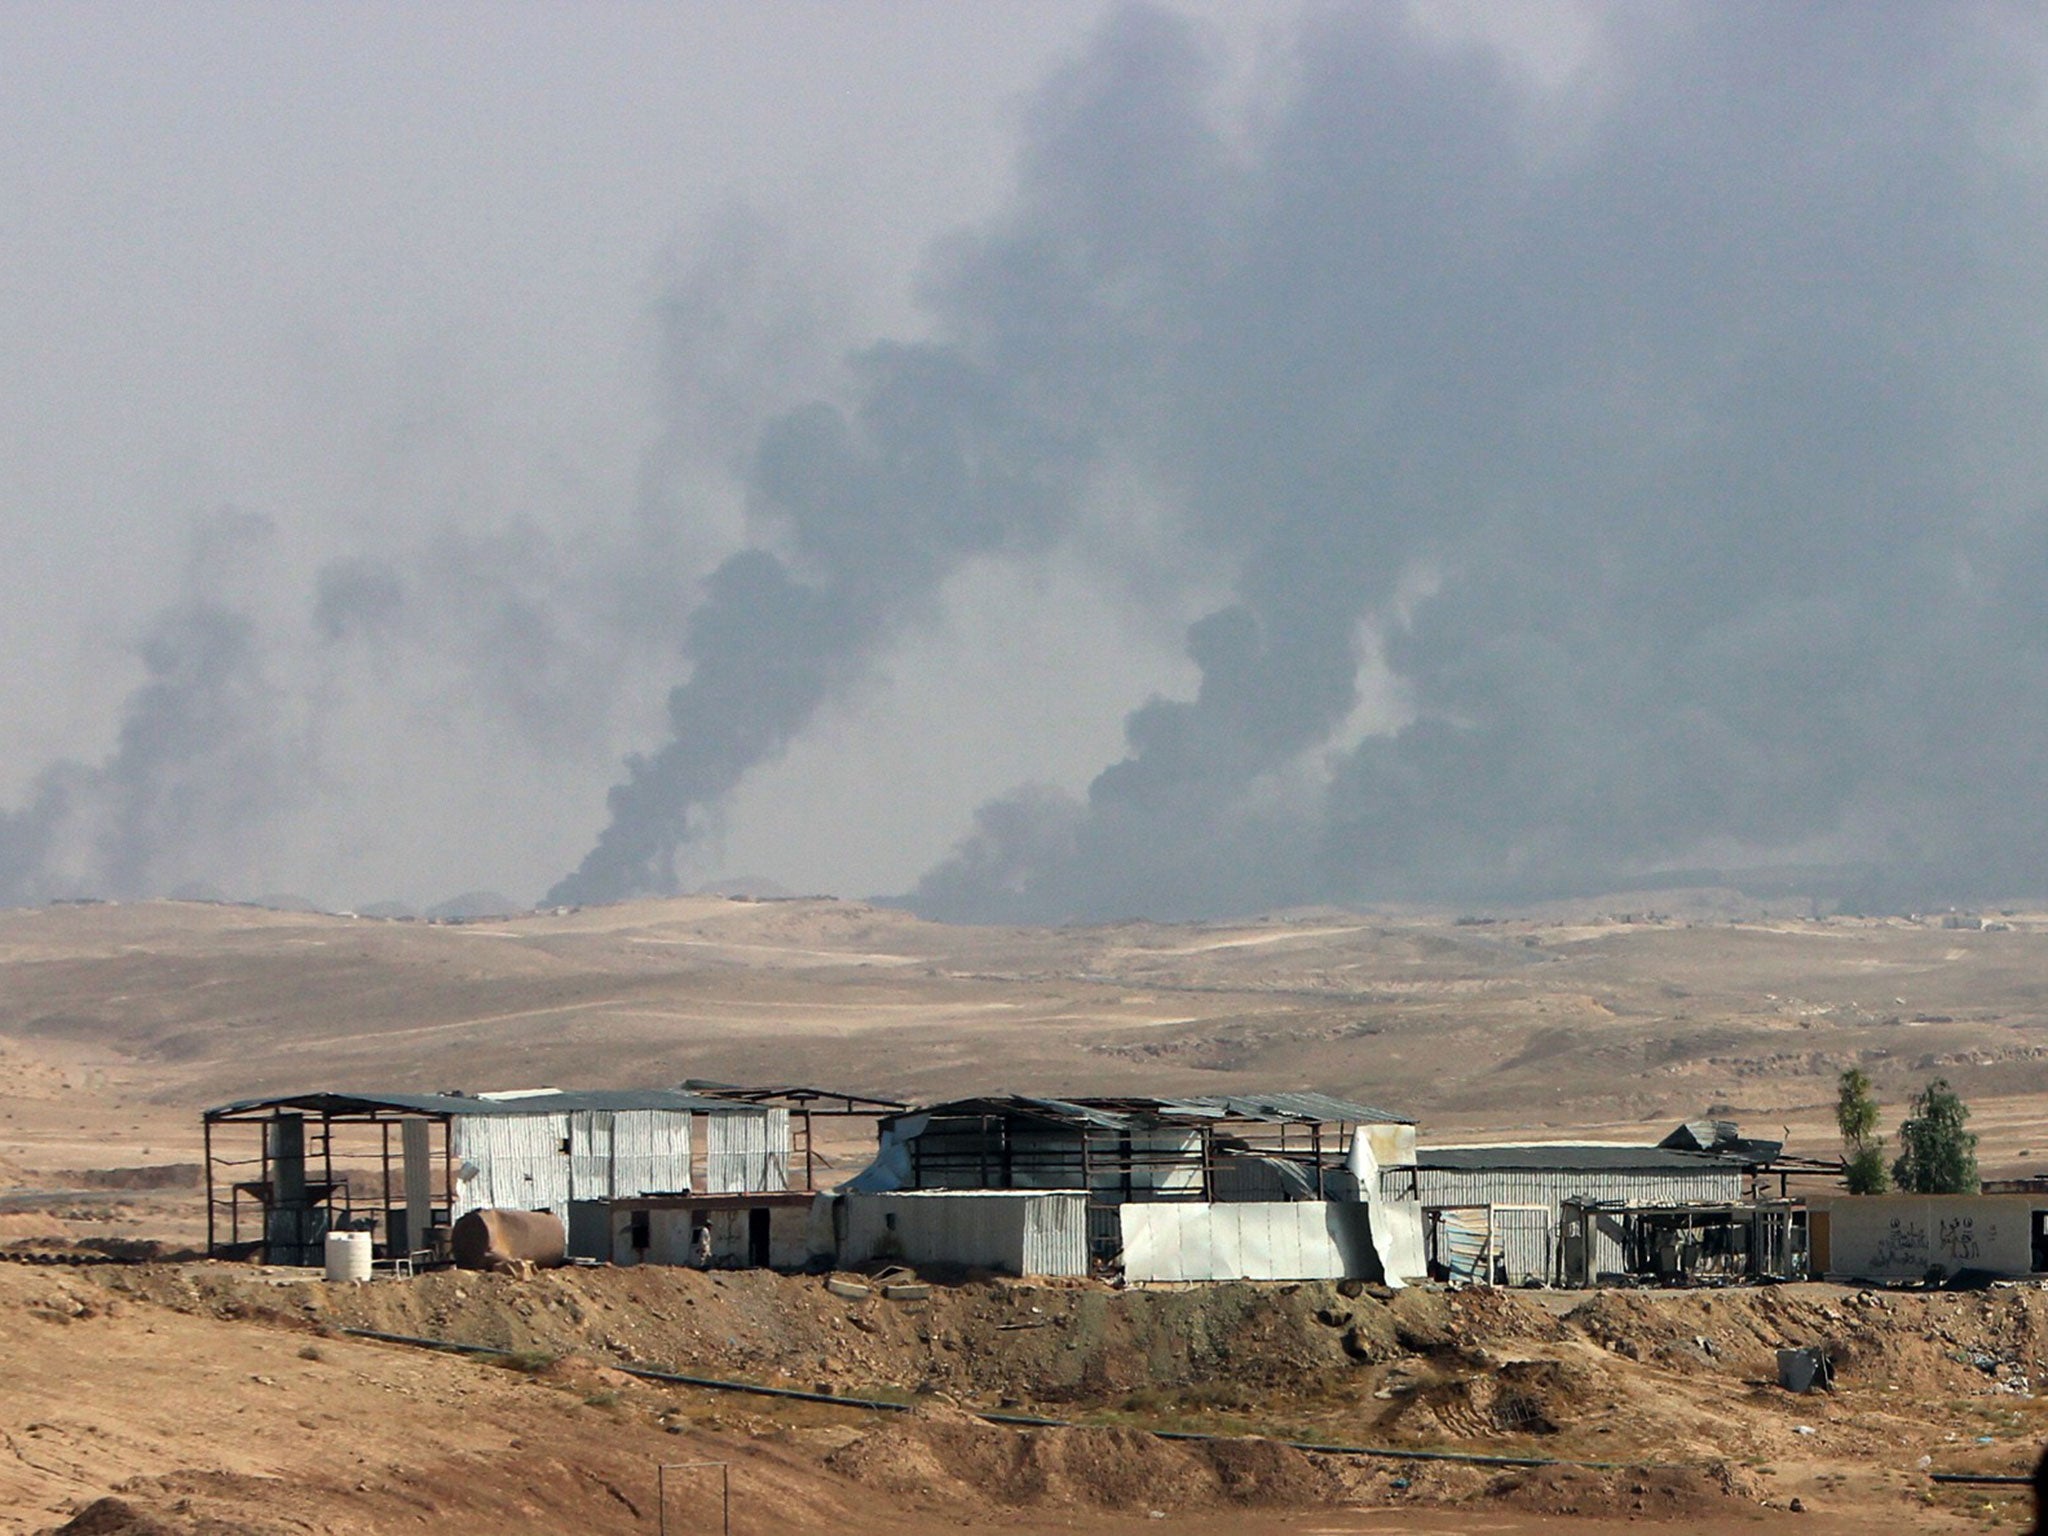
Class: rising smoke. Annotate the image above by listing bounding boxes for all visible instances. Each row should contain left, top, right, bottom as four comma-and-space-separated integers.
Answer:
0, 512, 303, 906
557, 3, 2048, 920
7, 4, 2047, 922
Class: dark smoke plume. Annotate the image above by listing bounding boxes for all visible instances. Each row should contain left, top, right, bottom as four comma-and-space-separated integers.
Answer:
538, 2, 2048, 920
0, 514, 300, 905
900, 3, 2048, 920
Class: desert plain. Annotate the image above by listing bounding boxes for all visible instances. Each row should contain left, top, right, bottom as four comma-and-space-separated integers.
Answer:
6, 891, 2048, 1533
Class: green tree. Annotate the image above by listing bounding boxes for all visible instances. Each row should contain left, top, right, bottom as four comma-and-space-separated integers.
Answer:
1835, 1067, 1890, 1194
1891, 1078, 1979, 1195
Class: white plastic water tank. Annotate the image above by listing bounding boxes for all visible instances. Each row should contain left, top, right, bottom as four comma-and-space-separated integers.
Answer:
324, 1230, 373, 1282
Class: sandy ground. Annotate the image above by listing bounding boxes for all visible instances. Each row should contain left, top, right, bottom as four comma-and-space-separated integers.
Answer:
7, 892, 2048, 1531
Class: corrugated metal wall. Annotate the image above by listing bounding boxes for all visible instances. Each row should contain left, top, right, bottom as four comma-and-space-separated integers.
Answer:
1390, 1166, 1745, 1283
569, 1110, 614, 1197
610, 1110, 692, 1197
453, 1109, 698, 1217
704, 1108, 791, 1192
1020, 1191, 1090, 1275
452, 1113, 571, 1217
1119, 1201, 1377, 1282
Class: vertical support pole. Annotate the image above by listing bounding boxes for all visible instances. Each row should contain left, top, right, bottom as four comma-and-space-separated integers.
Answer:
803, 1108, 815, 1192
380, 1121, 393, 1253
203, 1115, 216, 1256
442, 1114, 455, 1221
322, 1111, 336, 1217
1312, 1123, 1324, 1199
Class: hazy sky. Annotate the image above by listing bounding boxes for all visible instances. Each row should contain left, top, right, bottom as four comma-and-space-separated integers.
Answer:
1, 1, 1228, 907
7, 3, 2048, 919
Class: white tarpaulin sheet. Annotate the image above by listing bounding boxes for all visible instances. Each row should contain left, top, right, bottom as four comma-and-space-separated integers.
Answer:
1119, 1200, 1377, 1282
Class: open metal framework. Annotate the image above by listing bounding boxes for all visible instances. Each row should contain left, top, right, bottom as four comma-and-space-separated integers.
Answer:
882, 1092, 1412, 1264
1559, 1196, 1804, 1285
203, 1083, 907, 1264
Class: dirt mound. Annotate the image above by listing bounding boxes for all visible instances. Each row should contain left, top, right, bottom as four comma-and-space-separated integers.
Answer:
1564, 1284, 2048, 1397
43, 1501, 172, 1536
824, 1403, 1343, 1511
61, 1166, 201, 1192
1403, 1357, 1600, 1438
1485, 1461, 1759, 1519
38, 1496, 253, 1536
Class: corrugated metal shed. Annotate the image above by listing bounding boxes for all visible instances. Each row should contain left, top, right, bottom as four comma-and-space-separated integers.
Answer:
1389, 1158, 1747, 1283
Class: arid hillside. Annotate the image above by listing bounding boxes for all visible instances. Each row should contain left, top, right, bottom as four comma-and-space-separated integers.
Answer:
4, 893, 2048, 1207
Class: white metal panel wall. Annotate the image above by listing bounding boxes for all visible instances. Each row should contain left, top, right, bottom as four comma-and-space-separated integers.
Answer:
610, 1110, 692, 1197
452, 1113, 571, 1217
838, 1192, 1089, 1276
1120, 1201, 1378, 1282
704, 1108, 791, 1192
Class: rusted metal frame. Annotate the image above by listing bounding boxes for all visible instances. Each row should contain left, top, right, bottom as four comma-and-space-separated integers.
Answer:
203, 1116, 217, 1255
321, 1109, 341, 1222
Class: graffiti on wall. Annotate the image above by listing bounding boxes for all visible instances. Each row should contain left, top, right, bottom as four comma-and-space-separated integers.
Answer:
1938, 1215, 1982, 1262
1869, 1217, 1928, 1271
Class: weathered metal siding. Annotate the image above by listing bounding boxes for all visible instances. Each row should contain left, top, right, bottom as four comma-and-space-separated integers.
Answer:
609, 1109, 692, 1197
453, 1109, 695, 1217
704, 1108, 790, 1192
838, 1191, 1089, 1276
452, 1113, 571, 1217
569, 1110, 614, 1198
1120, 1201, 1378, 1283
1020, 1191, 1090, 1275
1391, 1166, 1744, 1283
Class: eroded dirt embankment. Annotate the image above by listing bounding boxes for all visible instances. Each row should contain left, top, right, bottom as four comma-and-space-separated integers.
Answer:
90, 1264, 2048, 1456
23, 1262, 2048, 1533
